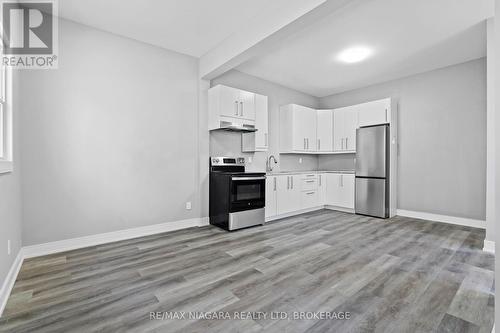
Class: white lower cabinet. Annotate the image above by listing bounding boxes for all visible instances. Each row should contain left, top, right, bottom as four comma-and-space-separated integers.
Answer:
317, 173, 327, 206
276, 175, 301, 215
265, 176, 277, 218
266, 172, 355, 219
325, 173, 355, 209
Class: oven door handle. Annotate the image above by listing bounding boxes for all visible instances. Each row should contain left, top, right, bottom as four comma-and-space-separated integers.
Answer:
231, 176, 266, 181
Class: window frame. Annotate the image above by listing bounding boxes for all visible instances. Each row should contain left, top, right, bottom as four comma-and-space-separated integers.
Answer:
0, 63, 12, 174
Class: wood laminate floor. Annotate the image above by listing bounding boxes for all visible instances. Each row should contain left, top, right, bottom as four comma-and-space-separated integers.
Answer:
0, 210, 494, 332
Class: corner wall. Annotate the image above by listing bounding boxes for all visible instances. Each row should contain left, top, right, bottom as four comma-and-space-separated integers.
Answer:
319, 58, 487, 221
19, 19, 200, 246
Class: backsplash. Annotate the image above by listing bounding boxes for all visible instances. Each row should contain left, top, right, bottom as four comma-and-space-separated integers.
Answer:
209, 131, 318, 172
318, 154, 356, 171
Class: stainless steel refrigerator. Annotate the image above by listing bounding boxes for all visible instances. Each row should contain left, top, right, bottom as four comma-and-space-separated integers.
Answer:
355, 124, 390, 218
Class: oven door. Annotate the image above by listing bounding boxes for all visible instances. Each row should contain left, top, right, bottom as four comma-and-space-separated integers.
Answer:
230, 176, 266, 212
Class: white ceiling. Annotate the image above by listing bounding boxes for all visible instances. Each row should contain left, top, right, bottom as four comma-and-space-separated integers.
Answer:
236, 0, 494, 97
58, 0, 273, 57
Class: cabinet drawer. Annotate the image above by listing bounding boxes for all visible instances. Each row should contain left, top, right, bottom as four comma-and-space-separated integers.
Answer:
301, 190, 318, 209
301, 177, 318, 191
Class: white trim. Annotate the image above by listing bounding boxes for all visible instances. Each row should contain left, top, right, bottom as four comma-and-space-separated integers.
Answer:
396, 209, 485, 229
483, 240, 495, 253
324, 205, 355, 214
22, 217, 209, 259
265, 205, 355, 222
266, 206, 323, 222
0, 249, 24, 317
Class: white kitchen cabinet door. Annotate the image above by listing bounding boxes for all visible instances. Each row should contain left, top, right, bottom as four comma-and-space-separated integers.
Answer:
326, 173, 342, 206
333, 108, 345, 151
340, 174, 355, 209
303, 108, 317, 151
317, 173, 327, 205
357, 99, 390, 127
265, 176, 277, 218
239, 90, 255, 120
289, 175, 302, 211
317, 110, 333, 152
242, 94, 268, 152
219, 85, 241, 118
344, 109, 358, 151
277, 175, 300, 215
276, 175, 291, 215
294, 105, 313, 151
255, 94, 268, 149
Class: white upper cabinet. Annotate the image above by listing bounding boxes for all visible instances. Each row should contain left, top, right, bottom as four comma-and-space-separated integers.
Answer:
333, 107, 357, 152
357, 98, 391, 127
280, 104, 317, 152
219, 85, 241, 118
316, 110, 333, 152
208, 85, 256, 130
242, 93, 268, 152
238, 90, 256, 120
277, 98, 393, 154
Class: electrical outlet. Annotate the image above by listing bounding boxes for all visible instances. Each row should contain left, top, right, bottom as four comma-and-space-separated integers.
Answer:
7, 240, 11, 256
299, 158, 303, 164
186, 202, 192, 210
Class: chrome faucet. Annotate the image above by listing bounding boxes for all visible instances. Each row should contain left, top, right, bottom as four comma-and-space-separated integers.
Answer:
267, 155, 278, 172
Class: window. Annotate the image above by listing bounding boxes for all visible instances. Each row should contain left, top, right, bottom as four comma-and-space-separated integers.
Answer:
0, 63, 12, 174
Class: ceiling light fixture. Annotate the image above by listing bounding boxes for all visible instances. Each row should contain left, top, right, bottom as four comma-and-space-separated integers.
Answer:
337, 46, 373, 63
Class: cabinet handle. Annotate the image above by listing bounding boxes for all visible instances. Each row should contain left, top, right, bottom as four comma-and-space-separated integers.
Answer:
305, 180, 315, 183
234, 101, 238, 115
318, 139, 320, 151
306, 192, 315, 195
346, 137, 348, 150
265, 133, 268, 146
273, 177, 276, 191
240, 101, 243, 116
304, 138, 306, 150
287, 176, 290, 190
341, 175, 343, 187
385, 108, 388, 122
319, 175, 322, 186
307, 138, 309, 150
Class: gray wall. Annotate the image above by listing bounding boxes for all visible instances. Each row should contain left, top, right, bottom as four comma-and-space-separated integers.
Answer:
0, 72, 22, 286
319, 58, 487, 220
210, 70, 319, 172
19, 19, 200, 245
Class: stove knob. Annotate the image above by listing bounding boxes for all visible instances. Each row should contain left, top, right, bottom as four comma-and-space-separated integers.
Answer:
213, 158, 220, 164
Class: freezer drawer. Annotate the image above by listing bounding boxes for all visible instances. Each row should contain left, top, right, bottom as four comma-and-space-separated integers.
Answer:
355, 177, 388, 218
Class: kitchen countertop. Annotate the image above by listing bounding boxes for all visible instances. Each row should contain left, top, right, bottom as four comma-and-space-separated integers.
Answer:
266, 170, 355, 175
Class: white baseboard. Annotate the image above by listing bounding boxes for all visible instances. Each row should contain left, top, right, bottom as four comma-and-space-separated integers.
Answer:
483, 240, 495, 254
266, 206, 324, 222
22, 217, 210, 259
396, 209, 485, 229
324, 205, 355, 214
265, 205, 356, 223
0, 249, 24, 317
